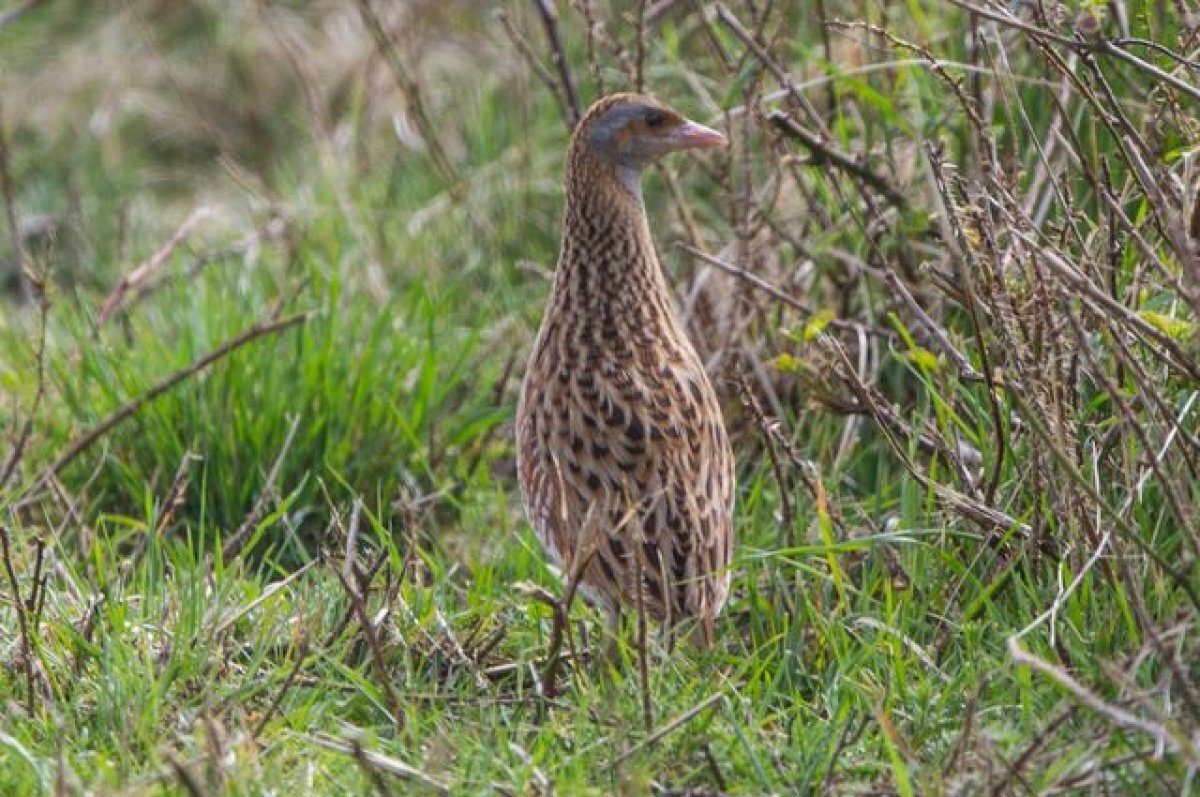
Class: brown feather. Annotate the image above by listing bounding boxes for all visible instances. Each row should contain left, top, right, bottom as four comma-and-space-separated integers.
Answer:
516, 94, 735, 641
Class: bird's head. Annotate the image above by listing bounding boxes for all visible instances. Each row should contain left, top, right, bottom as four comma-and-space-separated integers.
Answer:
569, 93, 725, 199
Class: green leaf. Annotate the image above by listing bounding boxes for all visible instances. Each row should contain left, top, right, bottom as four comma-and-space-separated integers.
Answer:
803, 309, 836, 341
1139, 309, 1193, 340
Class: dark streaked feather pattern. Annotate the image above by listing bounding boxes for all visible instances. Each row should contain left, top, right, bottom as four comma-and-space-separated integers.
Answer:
516, 94, 735, 640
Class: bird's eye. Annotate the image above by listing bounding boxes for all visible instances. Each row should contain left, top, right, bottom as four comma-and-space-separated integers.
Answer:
644, 110, 666, 128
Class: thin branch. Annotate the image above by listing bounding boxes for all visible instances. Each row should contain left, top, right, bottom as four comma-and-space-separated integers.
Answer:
332, 563, 408, 730
356, 0, 462, 192
94, 207, 214, 332
769, 111, 908, 208
32, 312, 308, 492
0, 100, 33, 303
308, 734, 448, 794
0, 524, 38, 711
221, 414, 302, 560
1099, 39, 1200, 104
532, 0, 581, 126
634, 0, 648, 93
496, 10, 575, 133
1009, 636, 1200, 764
0, 282, 49, 492
612, 692, 725, 765
677, 242, 893, 339
713, 3, 828, 132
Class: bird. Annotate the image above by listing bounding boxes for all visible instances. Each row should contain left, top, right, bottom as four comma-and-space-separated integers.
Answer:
516, 93, 735, 647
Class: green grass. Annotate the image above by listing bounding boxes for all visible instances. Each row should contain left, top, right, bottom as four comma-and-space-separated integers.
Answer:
2, 1, 1199, 793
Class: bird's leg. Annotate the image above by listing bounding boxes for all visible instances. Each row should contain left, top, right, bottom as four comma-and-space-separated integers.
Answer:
634, 566, 653, 732
543, 511, 603, 698
540, 597, 569, 699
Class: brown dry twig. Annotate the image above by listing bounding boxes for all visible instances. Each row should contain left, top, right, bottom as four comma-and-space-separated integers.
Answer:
713, 4, 828, 133
532, 0, 581, 127
118, 450, 200, 590
0, 279, 49, 492
0, 524, 40, 711
497, 10, 576, 134
537, 535, 597, 697
251, 635, 309, 740
356, 0, 463, 193
948, 0, 1200, 103
1009, 635, 1200, 765
634, 0, 648, 93
734, 368, 795, 543
0, 100, 33, 304
611, 692, 724, 765
769, 111, 908, 209
308, 734, 448, 794
678, 242, 894, 340
30, 311, 308, 495
94, 207, 214, 332
221, 414, 302, 560
331, 559, 408, 730
820, 335, 1029, 536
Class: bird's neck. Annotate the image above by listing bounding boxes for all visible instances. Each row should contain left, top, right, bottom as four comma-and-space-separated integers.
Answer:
552, 158, 673, 313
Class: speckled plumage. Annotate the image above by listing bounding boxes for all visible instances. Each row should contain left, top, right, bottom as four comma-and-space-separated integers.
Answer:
516, 94, 735, 643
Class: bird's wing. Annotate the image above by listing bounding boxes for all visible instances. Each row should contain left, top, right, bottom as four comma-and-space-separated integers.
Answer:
517, 344, 734, 622
629, 358, 735, 624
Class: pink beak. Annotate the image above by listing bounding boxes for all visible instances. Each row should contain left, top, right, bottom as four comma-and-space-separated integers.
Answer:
669, 119, 726, 150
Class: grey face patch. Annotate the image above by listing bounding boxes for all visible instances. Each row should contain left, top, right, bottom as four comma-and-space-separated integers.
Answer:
586, 102, 666, 172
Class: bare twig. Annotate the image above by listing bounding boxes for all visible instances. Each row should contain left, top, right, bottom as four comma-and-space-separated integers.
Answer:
820, 335, 1030, 537
677, 242, 893, 339
634, 0, 648, 93
0, 281, 49, 492
1011, 228, 1200, 383
322, 550, 389, 649
251, 637, 309, 740
164, 752, 206, 797
0, 524, 38, 711
308, 734, 448, 794
988, 708, 1074, 797
497, 10, 575, 133
356, 0, 462, 192
32, 312, 308, 493
532, 0, 581, 127
221, 414, 302, 560
1010, 382, 1200, 609
118, 450, 200, 589
734, 368, 794, 543
574, 0, 605, 94
713, 4, 827, 133
612, 692, 724, 765
1099, 38, 1200, 103
332, 563, 407, 729
1009, 636, 1200, 764
94, 207, 214, 332
923, 144, 1007, 504
878, 269, 981, 381
769, 111, 908, 208
353, 738, 396, 797
0, 100, 33, 303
